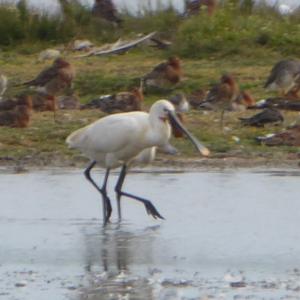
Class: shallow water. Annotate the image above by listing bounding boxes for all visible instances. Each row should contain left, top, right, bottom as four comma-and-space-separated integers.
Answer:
1, 168, 300, 300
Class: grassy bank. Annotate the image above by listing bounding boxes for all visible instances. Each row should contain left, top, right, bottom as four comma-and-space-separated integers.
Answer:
0, 51, 299, 169
0, 1, 299, 169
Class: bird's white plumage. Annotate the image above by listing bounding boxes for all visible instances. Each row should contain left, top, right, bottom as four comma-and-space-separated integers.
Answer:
67, 100, 174, 168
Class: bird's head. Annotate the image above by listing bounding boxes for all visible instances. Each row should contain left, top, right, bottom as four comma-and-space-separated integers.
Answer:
168, 56, 181, 68
150, 100, 210, 156
221, 74, 236, 86
53, 58, 70, 68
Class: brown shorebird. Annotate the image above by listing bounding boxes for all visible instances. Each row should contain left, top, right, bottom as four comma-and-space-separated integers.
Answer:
257, 124, 300, 146
0, 101, 32, 128
232, 90, 256, 111
21, 58, 75, 96
200, 74, 240, 128
0, 94, 32, 111
81, 87, 144, 113
142, 56, 182, 90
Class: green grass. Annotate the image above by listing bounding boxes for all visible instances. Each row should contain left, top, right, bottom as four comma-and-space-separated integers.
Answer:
0, 51, 299, 167
1, 0, 300, 59
0, 1, 300, 167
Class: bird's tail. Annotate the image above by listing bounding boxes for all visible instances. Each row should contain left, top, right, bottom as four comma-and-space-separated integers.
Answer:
14, 80, 33, 87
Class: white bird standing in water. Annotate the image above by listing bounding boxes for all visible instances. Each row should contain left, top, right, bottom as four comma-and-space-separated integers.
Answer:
66, 99, 209, 225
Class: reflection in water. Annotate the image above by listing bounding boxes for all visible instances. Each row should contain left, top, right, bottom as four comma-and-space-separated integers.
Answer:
78, 224, 161, 300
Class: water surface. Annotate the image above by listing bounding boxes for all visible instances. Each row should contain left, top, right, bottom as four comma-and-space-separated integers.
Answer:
1, 168, 300, 299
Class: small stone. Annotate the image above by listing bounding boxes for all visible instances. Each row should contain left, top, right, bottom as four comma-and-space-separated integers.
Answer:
230, 282, 246, 288
15, 281, 27, 287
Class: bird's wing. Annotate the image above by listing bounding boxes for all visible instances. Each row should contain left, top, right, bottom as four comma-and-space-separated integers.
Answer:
143, 62, 168, 80
24, 66, 58, 86
68, 112, 148, 154
205, 83, 231, 104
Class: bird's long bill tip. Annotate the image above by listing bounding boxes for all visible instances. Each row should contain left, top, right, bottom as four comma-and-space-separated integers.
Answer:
168, 111, 210, 157
200, 147, 210, 157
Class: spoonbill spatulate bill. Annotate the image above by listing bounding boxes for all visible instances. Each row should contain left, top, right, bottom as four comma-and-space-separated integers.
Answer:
66, 99, 210, 225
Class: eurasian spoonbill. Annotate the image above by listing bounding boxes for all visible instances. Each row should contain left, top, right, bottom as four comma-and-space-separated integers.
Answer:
66, 99, 209, 225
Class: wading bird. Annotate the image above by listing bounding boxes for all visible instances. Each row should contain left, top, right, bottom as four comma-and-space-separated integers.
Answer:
66, 100, 209, 225
21, 58, 75, 96
264, 60, 300, 98
200, 74, 240, 129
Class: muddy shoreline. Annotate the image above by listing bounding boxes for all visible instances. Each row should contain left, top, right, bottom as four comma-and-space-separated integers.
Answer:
0, 153, 299, 173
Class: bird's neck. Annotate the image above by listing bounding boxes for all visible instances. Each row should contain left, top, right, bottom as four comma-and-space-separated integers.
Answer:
148, 115, 171, 146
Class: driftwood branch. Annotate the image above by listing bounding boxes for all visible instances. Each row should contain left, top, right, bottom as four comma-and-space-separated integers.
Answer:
76, 32, 157, 58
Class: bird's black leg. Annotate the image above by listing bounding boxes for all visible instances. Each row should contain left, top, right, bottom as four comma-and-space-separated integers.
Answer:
115, 165, 127, 221
115, 164, 164, 220
101, 168, 112, 223
84, 161, 112, 225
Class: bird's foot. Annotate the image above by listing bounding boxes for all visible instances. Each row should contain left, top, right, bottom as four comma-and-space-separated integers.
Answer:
144, 200, 165, 220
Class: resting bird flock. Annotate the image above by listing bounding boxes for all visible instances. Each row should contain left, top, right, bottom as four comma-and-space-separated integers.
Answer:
66, 100, 209, 225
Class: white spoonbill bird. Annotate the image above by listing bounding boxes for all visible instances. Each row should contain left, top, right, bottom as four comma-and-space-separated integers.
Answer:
66, 99, 210, 225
